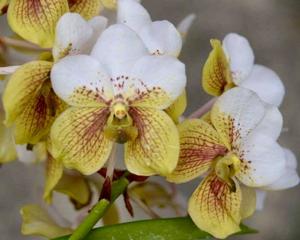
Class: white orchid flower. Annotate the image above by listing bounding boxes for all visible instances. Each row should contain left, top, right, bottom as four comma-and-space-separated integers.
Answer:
202, 34, 285, 106
167, 87, 297, 239
53, 13, 108, 61
117, 0, 195, 57
3, 12, 108, 146
256, 148, 299, 210
50, 24, 186, 176
117, 0, 195, 123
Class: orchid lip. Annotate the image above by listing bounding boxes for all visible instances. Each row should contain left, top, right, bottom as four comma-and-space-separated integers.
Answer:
215, 153, 241, 188
111, 101, 128, 120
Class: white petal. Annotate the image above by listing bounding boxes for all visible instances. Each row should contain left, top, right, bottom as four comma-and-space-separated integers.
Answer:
177, 14, 196, 41
51, 55, 113, 105
88, 16, 108, 44
91, 24, 148, 77
139, 20, 182, 57
117, 0, 152, 32
264, 148, 299, 190
16, 145, 36, 164
222, 33, 254, 84
252, 105, 283, 140
265, 169, 299, 190
255, 190, 267, 211
239, 64, 285, 106
129, 55, 186, 108
211, 87, 266, 149
284, 148, 298, 169
237, 133, 286, 187
53, 13, 106, 61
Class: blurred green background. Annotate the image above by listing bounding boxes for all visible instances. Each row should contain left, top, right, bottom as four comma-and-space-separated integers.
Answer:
0, 0, 299, 239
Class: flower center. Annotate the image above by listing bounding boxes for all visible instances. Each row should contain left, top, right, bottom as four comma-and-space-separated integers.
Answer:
112, 102, 127, 120
104, 102, 138, 144
215, 153, 240, 190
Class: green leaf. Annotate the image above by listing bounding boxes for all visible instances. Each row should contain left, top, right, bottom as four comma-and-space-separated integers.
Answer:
52, 217, 257, 240
238, 224, 258, 235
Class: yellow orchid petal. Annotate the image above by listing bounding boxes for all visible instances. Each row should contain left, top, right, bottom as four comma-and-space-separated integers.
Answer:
200, 111, 212, 124
68, 0, 103, 19
34, 142, 48, 162
50, 107, 113, 175
20, 204, 72, 238
44, 155, 64, 203
102, 203, 120, 225
55, 172, 91, 208
167, 119, 227, 183
202, 39, 234, 96
240, 186, 256, 219
0, 117, 17, 163
3, 61, 65, 144
100, 0, 116, 9
129, 182, 172, 208
188, 174, 242, 239
165, 90, 187, 124
7, 0, 69, 47
39, 51, 54, 61
130, 87, 174, 110
125, 107, 179, 176
0, 0, 8, 15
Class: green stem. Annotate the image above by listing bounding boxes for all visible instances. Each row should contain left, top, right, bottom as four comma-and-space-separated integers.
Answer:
69, 177, 129, 240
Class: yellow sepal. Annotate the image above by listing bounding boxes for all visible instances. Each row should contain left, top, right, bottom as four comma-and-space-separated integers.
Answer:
7, 0, 69, 47
129, 181, 181, 212
55, 172, 91, 208
125, 107, 179, 176
43, 155, 64, 203
68, 0, 103, 19
167, 119, 227, 183
3, 61, 65, 144
188, 174, 242, 239
102, 203, 120, 225
101, 0, 116, 9
165, 90, 187, 124
20, 204, 72, 239
202, 39, 234, 96
200, 111, 212, 124
0, 118, 17, 163
240, 186, 256, 219
50, 107, 113, 175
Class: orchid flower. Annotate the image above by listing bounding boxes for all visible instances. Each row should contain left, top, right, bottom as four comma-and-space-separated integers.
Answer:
0, 113, 46, 164
50, 23, 186, 176
0, 81, 46, 164
6, 0, 106, 47
3, 13, 107, 145
0, 106, 16, 163
167, 87, 299, 239
202, 33, 285, 106
117, 0, 195, 123
118, 0, 183, 57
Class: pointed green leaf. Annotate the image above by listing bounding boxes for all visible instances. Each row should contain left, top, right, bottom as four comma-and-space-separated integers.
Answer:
53, 217, 257, 240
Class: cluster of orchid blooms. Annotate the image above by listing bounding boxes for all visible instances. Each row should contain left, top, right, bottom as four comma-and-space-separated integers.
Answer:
0, 0, 299, 239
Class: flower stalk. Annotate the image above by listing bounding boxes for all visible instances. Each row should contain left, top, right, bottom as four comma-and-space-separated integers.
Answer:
0, 36, 49, 51
0, 65, 20, 75
188, 97, 216, 119
69, 176, 130, 240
